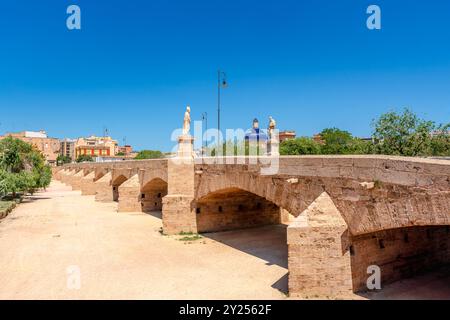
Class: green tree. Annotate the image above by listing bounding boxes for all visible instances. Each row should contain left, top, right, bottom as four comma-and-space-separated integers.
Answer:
429, 125, 450, 156
76, 155, 94, 163
372, 108, 446, 156
319, 128, 372, 154
0, 136, 34, 173
134, 150, 163, 160
56, 155, 72, 166
0, 137, 51, 197
280, 137, 321, 155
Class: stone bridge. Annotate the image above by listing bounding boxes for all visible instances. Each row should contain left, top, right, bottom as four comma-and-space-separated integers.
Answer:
53, 155, 450, 298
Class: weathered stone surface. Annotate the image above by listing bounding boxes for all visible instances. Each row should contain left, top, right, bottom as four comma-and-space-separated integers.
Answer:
54, 155, 450, 298
70, 170, 85, 191
80, 171, 96, 195
287, 192, 353, 298
95, 172, 113, 202
118, 174, 141, 212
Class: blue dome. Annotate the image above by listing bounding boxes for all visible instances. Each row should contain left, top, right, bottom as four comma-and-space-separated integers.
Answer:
245, 128, 268, 142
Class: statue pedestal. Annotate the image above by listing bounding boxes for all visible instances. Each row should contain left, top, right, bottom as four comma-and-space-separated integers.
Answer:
268, 137, 279, 156
177, 134, 195, 158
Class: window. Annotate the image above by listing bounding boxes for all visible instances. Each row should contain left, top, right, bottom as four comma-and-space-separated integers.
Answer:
349, 245, 355, 256
196, 208, 201, 214
218, 206, 223, 213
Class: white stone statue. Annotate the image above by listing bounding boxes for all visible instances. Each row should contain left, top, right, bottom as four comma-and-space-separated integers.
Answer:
268, 116, 276, 138
182, 105, 191, 135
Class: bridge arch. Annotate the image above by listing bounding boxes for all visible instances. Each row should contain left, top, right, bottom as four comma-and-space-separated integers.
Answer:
112, 175, 128, 202
195, 171, 325, 219
141, 178, 168, 213
195, 187, 292, 233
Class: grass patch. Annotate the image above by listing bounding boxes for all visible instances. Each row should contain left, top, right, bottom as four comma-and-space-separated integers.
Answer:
0, 200, 17, 219
178, 234, 203, 242
178, 231, 195, 236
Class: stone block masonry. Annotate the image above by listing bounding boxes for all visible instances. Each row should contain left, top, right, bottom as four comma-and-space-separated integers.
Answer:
53, 155, 450, 298
80, 171, 96, 195
118, 174, 141, 212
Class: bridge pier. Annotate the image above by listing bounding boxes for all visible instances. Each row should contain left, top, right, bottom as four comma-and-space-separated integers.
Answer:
71, 170, 85, 190
80, 171, 96, 195
162, 158, 197, 235
95, 172, 113, 202
287, 192, 353, 298
118, 174, 142, 212
62, 169, 75, 185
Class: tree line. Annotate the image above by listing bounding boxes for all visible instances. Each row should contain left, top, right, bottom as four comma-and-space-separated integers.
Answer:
0, 137, 52, 198
280, 109, 449, 157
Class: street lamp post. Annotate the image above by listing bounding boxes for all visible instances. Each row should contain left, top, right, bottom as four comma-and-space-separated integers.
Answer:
217, 70, 227, 155
201, 112, 208, 154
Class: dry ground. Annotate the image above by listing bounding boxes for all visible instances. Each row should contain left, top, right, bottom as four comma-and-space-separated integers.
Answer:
0, 181, 448, 300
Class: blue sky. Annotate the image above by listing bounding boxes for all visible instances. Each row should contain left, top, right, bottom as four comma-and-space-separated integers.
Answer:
0, 0, 449, 151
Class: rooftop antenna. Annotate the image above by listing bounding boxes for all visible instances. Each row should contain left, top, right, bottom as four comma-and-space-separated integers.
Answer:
103, 126, 109, 137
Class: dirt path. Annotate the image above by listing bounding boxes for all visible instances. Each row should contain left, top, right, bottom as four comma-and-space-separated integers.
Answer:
0, 181, 288, 300
1, 180, 449, 300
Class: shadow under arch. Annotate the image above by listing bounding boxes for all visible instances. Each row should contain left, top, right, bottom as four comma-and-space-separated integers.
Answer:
140, 178, 168, 217
350, 224, 450, 298
112, 175, 128, 202
195, 187, 292, 294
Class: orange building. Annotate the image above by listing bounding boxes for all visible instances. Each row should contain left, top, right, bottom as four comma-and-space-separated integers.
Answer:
117, 145, 133, 155
279, 131, 296, 143
75, 136, 118, 159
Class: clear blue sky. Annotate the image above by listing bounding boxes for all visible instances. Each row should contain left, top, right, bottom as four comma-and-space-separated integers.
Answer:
0, 0, 449, 151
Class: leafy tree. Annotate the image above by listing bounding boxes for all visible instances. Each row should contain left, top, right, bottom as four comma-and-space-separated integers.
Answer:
56, 155, 72, 166
319, 128, 354, 154
429, 125, 450, 156
35, 165, 52, 191
318, 128, 372, 155
0, 136, 34, 173
0, 170, 35, 197
280, 137, 321, 155
134, 150, 163, 160
76, 155, 94, 163
0, 137, 52, 197
372, 108, 447, 156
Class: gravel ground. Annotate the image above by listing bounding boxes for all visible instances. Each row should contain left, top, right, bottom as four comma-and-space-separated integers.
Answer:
0, 180, 448, 300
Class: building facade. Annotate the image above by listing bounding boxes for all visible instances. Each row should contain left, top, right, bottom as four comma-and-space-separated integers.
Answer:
60, 138, 76, 161
75, 136, 118, 159
279, 130, 296, 143
0, 131, 60, 165
117, 145, 133, 156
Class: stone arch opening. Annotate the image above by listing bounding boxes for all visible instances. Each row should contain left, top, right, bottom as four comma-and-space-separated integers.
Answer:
195, 187, 291, 233
195, 187, 291, 293
350, 225, 450, 297
112, 175, 128, 202
94, 171, 107, 182
140, 178, 168, 213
